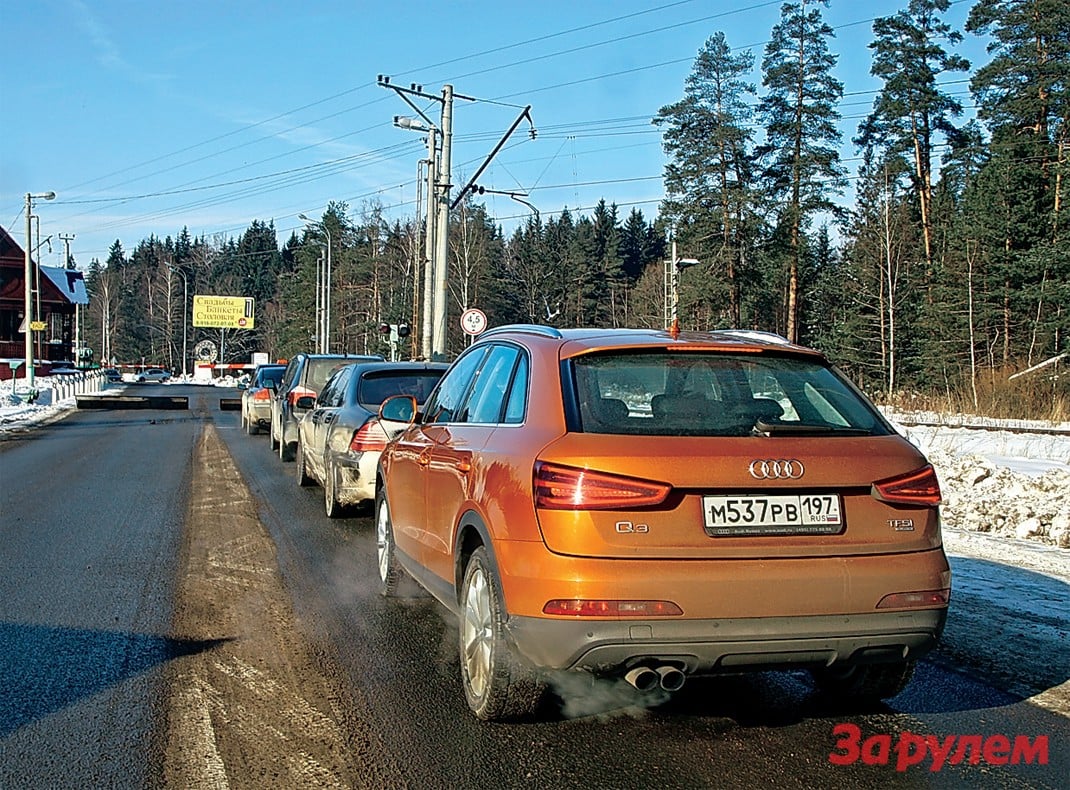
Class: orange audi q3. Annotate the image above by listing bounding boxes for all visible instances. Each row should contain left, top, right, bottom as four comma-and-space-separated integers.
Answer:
374, 325, 950, 720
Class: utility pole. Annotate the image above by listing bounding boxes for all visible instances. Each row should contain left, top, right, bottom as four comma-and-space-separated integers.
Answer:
381, 77, 535, 358
421, 140, 436, 359
59, 233, 78, 366
432, 84, 454, 360
380, 77, 469, 360
24, 191, 55, 388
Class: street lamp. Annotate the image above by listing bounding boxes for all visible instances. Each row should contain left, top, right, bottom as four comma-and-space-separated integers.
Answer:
24, 191, 56, 389
299, 214, 333, 353
665, 233, 699, 338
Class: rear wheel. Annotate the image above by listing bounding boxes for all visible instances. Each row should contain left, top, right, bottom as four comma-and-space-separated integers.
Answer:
376, 492, 404, 596
279, 429, 295, 461
295, 441, 314, 486
810, 660, 916, 703
324, 460, 346, 518
459, 547, 545, 721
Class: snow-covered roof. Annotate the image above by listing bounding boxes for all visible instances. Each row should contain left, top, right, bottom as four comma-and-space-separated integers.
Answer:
40, 265, 89, 305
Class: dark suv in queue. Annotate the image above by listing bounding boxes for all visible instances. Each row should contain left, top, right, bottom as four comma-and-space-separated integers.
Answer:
270, 352, 381, 461
374, 325, 950, 721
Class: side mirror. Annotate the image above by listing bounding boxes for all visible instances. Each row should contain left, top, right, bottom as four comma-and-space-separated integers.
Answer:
380, 394, 416, 424
295, 395, 316, 410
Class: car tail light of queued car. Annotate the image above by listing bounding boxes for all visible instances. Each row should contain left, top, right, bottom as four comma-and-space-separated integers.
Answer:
373, 326, 951, 721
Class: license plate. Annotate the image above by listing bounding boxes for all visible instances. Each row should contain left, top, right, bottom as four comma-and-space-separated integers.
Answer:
703, 494, 843, 536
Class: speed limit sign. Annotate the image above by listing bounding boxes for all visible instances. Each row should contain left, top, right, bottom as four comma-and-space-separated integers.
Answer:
460, 308, 488, 336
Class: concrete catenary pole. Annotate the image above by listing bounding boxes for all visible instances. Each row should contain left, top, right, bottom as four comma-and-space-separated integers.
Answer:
432, 85, 453, 359
422, 130, 437, 360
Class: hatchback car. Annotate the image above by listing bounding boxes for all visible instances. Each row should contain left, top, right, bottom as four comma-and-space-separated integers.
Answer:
136, 368, 171, 383
374, 325, 950, 720
241, 363, 287, 435
295, 361, 448, 517
270, 352, 382, 461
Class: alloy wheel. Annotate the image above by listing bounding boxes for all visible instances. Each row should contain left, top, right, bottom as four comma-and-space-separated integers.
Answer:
461, 565, 493, 700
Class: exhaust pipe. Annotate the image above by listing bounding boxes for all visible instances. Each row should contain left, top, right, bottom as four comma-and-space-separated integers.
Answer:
624, 666, 659, 692
656, 665, 686, 692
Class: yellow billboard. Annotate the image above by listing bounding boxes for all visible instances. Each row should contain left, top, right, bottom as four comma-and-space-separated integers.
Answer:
192, 295, 256, 329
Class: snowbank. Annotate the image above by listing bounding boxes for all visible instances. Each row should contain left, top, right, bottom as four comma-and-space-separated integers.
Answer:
890, 413, 1070, 567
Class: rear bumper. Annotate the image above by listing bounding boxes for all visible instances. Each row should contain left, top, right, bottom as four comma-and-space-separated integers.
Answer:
335, 451, 378, 506
506, 608, 947, 673
248, 402, 272, 425
489, 538, 950, 673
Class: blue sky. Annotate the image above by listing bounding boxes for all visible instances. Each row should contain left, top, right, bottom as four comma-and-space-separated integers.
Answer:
2, 0, 988, 268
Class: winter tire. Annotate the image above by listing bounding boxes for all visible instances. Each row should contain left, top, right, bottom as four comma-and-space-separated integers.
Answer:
459, 547, 545, 721
376, 491, 404, 597
295, 442, 313, 487
324, 460, 345, 518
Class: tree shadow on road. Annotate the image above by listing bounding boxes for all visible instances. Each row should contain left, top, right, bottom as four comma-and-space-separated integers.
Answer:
0, 621, 229, 737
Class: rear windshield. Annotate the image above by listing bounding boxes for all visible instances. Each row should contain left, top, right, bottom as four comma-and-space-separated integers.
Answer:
307, 359, 355, 392
571, 352, 890, 437
357, 371, 443, 406
257, 367, 285, 387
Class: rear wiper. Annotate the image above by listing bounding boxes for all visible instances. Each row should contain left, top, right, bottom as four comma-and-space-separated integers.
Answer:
751, 419, 871, 436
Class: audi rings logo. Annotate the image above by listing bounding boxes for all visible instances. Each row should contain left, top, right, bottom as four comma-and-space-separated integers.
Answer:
749, 459, 805, 479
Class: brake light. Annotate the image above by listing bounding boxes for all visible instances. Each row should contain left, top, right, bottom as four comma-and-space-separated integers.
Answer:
253, 388, 272, 401
534, 462, 671, 510
872, 464, 942, 506
350, 421, 389, 453
876, 589, 950, 609
542, 600, 683, 617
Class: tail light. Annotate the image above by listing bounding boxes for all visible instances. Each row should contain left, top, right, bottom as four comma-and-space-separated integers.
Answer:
350, 420, 389, 453
872, 464, 942, 506
534, 462, 671, 510
253, 388, 272, 401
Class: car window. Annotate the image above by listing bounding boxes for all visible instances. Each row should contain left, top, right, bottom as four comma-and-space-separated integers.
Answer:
461, 345, 520, 424
503, 352, 528, 424
424, 347, 488, 424
571, 352, 889, 437
319, 367, 351, 407
357, 371, 444, 407
307, 359, 352, 392
261, 368, 285, 388
279, 358, 301, 391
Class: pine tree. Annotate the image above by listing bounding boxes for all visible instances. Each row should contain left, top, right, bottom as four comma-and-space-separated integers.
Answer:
857, 0, 969, 292
656, 32, 758, 328
967, 0, 1070, 364
758, 0, 847, 343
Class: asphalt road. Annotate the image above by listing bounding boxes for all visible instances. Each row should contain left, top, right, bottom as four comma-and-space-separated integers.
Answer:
1, 383, 1066, 788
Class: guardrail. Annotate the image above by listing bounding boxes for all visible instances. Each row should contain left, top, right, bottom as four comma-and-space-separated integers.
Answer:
41, 370, 109, 403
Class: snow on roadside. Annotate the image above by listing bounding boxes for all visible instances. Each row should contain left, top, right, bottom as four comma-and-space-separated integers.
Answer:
885, 411, 1070, 582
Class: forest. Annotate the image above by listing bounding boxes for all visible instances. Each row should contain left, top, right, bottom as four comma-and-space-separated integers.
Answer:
78, 0, 1067, 417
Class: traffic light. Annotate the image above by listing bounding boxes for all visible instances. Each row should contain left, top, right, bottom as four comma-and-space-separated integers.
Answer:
397, 323, 410, 338
378, 322, 391, 335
